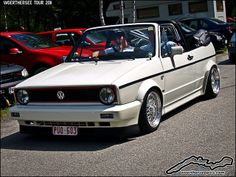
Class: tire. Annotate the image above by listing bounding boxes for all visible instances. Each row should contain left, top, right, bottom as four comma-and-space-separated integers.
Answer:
138, 89, 162, 134
205, 67, 220, 99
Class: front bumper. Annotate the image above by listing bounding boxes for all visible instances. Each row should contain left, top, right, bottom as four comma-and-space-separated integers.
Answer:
10, 101, 142, 128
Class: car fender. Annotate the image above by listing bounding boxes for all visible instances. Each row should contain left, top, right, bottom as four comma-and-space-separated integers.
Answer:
202, 59, 220, 94
30, 55, 62, 75
137, 79, 163, 103
36, 54, 62, 66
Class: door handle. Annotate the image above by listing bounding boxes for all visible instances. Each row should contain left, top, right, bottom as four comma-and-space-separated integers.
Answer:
187, 55, 194, 60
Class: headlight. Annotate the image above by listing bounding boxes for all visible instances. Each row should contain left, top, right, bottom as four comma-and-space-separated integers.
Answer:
21, 69, 29, 77
16, 90, 29, 105
99, 87, 115, 105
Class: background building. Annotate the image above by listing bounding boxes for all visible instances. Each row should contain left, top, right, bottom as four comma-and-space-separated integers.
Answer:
106, 0, 227, 23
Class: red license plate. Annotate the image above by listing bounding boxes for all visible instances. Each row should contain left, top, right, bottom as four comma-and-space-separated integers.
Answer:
52, 126, 78, 136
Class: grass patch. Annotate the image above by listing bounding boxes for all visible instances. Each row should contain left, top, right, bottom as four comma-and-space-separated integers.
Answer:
216, 47, 227, 54
0, 108, 10, 121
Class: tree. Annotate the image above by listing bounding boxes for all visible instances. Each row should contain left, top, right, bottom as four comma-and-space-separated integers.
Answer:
99, 0, 106, 25
120, 0, 124, 24
132, 0, 136, 23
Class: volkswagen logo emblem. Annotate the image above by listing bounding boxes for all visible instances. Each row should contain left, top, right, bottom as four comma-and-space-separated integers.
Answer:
57, 91, 65, 100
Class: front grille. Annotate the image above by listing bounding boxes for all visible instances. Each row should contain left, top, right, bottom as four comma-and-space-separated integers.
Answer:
0, 72, 23, 85
24, 121, 110, 127
35, 121, 93, 127
16, 86, 117, 103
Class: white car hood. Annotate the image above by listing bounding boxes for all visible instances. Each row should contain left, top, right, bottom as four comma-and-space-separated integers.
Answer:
16, 59, 146, 88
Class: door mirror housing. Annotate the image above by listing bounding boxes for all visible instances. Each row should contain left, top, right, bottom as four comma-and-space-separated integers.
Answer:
171, 46, 184, 56
9, 48, 22, 55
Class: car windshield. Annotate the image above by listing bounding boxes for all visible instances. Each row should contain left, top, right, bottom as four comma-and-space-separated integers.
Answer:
11, 33, 58, 49
86, 32, 107, 44
178, 22, 196, 33
209, 18, 226, 24
66, 25, 156, 62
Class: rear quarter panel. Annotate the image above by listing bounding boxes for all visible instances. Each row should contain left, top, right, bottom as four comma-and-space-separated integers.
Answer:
190, 42, 217, 91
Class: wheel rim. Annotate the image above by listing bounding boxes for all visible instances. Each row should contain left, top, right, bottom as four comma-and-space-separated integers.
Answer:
211, 68, 220, 94
146, 91, 161, 128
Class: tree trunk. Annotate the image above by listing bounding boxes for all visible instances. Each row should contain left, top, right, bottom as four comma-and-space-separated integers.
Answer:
132, 0, 136, 23
120, 0, 124, 24
3, 6, 8, 31
99, 0, 106, 25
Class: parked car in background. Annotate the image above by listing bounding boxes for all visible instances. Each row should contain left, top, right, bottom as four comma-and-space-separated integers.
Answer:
38, 28, 106, 52
227, 17, 236, 32
37, 28, 86, 46
180, 17, 233, 42
177, 21, 226, 51
0, 62, 28, 108
0, 32, 92, 75
228, 32, 236, 63
10, 22, 220, 136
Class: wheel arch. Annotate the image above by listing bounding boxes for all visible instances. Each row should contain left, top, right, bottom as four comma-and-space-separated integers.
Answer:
202, 61, 220, 94
137, 79, 163, 105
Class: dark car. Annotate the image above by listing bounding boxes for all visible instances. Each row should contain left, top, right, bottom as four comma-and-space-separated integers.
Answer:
180, 17, 233, 42
0, 32, 92, 75
228, 33, 236, 63
0, 63, 28, 108
178, 22, 226, 50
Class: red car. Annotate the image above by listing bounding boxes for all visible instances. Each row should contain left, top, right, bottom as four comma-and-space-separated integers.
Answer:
37, 28, 106, 51
0, 32, 92, 75
37, 28, 86, 46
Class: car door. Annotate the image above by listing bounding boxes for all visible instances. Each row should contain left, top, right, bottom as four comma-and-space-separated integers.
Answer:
159, 24, 197, 109
0, 37, 26, 67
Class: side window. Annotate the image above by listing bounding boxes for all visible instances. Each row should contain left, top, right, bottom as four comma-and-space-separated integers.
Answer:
56, 33, 70, 45
56, 33, 80, 46
199, 20, 209, 29
189, 20, 198, 30
40, 34, 53, 41
0, 37, 18, 54
69, 33, 80, 43
160, 25, 182, 57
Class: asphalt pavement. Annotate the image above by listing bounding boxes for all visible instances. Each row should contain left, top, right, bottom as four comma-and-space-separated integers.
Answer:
1, 52, 235, 176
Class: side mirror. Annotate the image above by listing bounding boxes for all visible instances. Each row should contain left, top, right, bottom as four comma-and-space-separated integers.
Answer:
171, 46, 184, 56
147, 52, 153, 60
9, 48, 22, 55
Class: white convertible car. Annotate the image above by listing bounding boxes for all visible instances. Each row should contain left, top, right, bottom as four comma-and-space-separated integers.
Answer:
10, 21, 220, 136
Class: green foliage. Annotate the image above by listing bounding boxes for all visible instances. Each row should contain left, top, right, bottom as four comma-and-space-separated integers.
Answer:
0, 0, 114, 32
0, 108, 9, 121
1, 0, 234, 32
226, 0, 236, 17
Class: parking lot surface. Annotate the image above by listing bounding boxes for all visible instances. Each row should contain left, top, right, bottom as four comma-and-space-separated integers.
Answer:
1, 53, 235, 176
